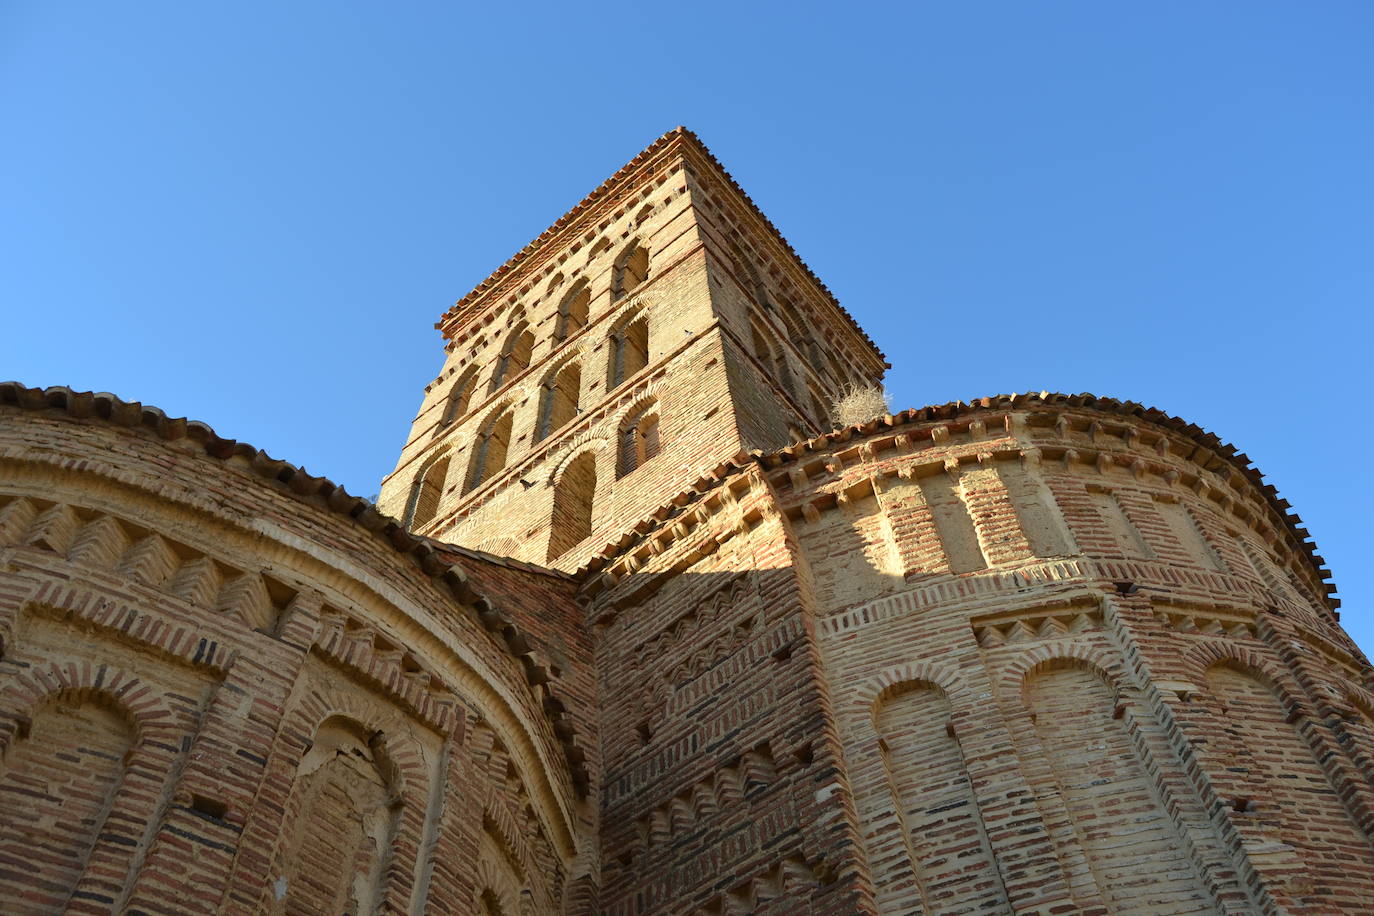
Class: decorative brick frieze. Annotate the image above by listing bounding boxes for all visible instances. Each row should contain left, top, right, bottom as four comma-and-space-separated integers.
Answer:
1, 130, 1370, 913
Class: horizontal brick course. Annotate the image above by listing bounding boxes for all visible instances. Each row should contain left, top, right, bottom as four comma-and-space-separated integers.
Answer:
0, 130, 1369, 914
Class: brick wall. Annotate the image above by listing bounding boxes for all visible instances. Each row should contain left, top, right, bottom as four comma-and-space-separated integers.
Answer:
2, 128, 1372, 915
378, 132, 885, 576
0, 399, 587, 914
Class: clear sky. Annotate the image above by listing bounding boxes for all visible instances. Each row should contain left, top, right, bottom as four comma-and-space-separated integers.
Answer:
3, 4, 1371, 652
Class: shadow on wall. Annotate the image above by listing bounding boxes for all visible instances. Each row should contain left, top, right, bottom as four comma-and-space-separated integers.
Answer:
590, 553, 1374, 914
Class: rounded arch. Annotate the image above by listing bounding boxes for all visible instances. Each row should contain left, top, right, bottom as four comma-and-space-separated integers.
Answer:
440, 365, 482, 426
406, 449, 455, 529
279, 683, 432, 807
1192, 651, 1374, 903
584, 236, 612, 265
301, 713, 405, 790
852, 659, 975, 720
1013, 649, 1130, 704
542, 431, 612, 487
749, 313, 794, 394
616, 395, 661, 478
748, 314, 775, 360
605, 305, 650, 391
0, 665, 182, 913
856, 666, 1008, 912
466, 402, 517, 494
534, 358, 582, 443
474, 855, 521, 915
549, 441, 602, 486
606, 299, 648, 335
1176, 638, 1307, 707
1018, 652, 1217, 912
0, 688, 135, 910
982, 636, 1129, 702
248, 684, 431, 915
490, 322, 535, 393
547, 450, 598, 561
611, 238, 649, 300
554, 279, 590, 342
0, 662, 180, 755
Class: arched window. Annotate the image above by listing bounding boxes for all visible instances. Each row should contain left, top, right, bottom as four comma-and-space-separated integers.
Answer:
466, 409, 514, 493
440, 368, 479, 426
808, 383, 830, 428
863, 681, 1003, 913
607, 314, 649, 391
407, 454, 450, 528
750, 319, 774, 363
1026, 662, 1211, 912
777, 303, 808, 351
586, 237, 611, 263
1197, 662, 1374, 905
612, 241, 649, 300
826, 351, 848, 389
555, 281, 590, 342
0, 691, 133, 908
548, 452, 596, 559
489, 325, 534, 393
807, 337, 824, 369
751, 317, 794, 394
618, 402, 661, 477
729, 240, 771, 308
536, 361, 581, 441
277, 717, 401, 915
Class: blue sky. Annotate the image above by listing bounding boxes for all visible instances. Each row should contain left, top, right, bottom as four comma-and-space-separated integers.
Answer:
3, 4, 1371, 651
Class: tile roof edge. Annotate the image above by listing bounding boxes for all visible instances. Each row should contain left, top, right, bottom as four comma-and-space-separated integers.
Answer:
578, 392, 1338, 610
437, 127, 883, 361
0, 381, 592, 793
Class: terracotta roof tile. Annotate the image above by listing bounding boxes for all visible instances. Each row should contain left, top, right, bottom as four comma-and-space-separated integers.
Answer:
580, 392, 1337, 610
0, 381, 590, 792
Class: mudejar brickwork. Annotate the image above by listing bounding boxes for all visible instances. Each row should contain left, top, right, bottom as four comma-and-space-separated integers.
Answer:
1, 128, 1372, 914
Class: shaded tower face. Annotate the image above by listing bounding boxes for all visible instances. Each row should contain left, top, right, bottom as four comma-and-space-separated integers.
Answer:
378, 129, 886, 570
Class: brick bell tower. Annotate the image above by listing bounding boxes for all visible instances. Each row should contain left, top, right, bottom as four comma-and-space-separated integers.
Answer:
377, 128, 886, 571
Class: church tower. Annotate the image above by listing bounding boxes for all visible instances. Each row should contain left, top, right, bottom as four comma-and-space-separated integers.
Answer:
4, 128, 1374, 914
377, 128, 886, 570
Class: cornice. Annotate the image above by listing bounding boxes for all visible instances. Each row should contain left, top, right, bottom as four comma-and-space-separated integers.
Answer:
0, 381, 591, 795
437, 127, 881, 361
577, 392, 1338, 612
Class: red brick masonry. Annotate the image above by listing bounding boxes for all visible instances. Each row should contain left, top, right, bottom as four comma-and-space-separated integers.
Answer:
1, 130, 1371, 914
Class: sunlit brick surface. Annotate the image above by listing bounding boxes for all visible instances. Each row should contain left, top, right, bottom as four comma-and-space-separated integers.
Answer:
1, 129, 1371, 913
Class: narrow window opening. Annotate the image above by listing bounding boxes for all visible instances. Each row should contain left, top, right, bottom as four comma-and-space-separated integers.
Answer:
465, 411, 513, 493
489, 326, 534, 393
536, 362, 581, 442
613, 242, 649, 300
548, 452, 597, 559
407, 455, 450, 528
440, 371, 478, 426
607, 316, 649, 390
555, 282, 590, 342
618, 403, 661, 478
